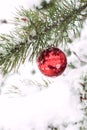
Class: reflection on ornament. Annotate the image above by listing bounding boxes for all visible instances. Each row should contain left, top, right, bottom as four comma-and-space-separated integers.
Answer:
37, 47, 67, 77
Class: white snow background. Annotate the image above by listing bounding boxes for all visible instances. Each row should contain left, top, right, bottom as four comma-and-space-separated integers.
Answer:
0, 0, 87, 130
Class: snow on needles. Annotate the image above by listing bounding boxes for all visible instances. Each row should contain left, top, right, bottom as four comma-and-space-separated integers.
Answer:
0, 0, 87, 130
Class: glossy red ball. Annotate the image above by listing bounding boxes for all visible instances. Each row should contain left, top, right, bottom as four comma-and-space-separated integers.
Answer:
37, 47, 67, 77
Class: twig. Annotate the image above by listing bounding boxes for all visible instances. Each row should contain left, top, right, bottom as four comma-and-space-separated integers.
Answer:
0, 19, 8, 24
73, 51, 87, 64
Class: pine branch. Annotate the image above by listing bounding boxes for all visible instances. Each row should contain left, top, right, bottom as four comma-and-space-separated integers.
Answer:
0, 0, 87, 74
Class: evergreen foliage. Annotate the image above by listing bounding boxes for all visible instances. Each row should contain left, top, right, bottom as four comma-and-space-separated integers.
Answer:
0, 1, 87, 130
0, 0, 87, 75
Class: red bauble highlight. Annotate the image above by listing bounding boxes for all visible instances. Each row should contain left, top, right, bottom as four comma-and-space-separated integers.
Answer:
37, 47, 67, 77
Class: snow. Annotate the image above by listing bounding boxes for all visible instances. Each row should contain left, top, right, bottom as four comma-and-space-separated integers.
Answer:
0, 79, 83, 130
0, 0, 87, 130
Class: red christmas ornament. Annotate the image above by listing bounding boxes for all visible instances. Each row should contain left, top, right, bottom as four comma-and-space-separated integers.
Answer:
37, 47, 67, 77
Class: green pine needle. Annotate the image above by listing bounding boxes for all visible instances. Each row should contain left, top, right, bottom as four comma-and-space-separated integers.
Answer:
0, 0, 87, 74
